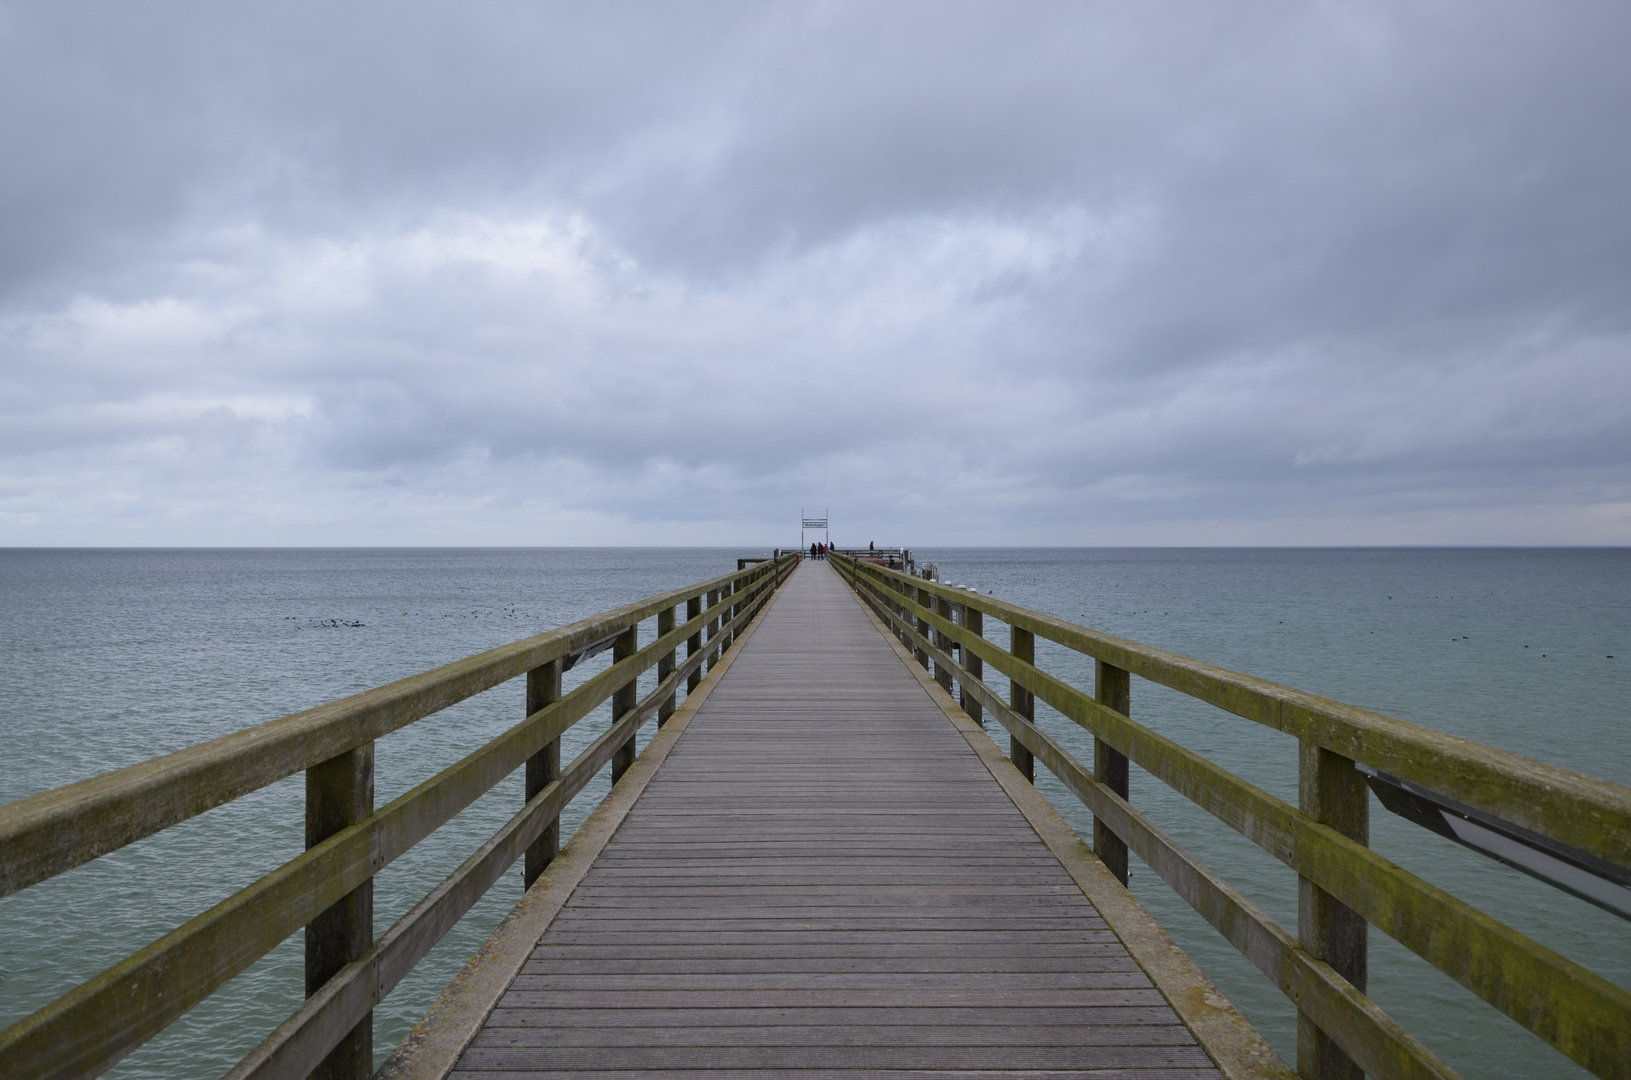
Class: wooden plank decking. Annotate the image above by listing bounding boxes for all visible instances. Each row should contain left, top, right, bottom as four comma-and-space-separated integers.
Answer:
451, 561, 1223, 1078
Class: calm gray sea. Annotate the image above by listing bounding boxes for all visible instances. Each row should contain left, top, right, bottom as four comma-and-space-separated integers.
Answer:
1, 547, 1627, 1079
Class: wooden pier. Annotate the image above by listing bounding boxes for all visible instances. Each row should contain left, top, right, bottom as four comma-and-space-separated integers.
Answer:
389, 561, 1257, 1078
3, 550, 1628, 1080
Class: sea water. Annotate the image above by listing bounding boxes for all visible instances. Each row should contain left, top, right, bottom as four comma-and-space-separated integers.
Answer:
0, 547, 1626, 1079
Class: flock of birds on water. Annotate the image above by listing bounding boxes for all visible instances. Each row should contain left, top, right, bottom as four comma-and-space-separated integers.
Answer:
289, 603, 534, 631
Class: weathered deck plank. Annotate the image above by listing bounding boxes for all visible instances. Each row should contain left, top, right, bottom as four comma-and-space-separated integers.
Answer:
449, 562, 1223, 1077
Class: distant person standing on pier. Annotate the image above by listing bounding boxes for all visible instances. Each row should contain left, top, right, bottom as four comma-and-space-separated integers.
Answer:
810, 542, 818, 560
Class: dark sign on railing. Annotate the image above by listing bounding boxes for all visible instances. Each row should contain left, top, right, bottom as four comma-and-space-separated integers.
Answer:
1361, 765, 1631, 921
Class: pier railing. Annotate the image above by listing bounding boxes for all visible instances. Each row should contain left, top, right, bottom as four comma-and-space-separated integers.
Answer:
832, 552, 1631, 1080
0, 554, 797, 1080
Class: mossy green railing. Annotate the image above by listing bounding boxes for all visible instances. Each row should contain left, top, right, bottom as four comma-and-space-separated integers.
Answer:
0, 554, 798, 1080
831, 552, 1631, 1080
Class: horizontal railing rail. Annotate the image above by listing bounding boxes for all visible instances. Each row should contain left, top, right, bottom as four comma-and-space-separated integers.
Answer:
0, 554, 797, 1080
0, 563, 785, 900
832, 552, 1631, 1080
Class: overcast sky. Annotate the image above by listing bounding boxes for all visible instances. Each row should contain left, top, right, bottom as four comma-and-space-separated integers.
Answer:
2, 2, 1628, 546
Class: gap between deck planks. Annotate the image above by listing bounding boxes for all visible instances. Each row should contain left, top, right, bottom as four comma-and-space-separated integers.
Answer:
413, 560, 1288, 1079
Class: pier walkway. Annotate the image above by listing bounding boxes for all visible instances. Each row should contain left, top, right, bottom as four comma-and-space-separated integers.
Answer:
428, 562, 1229, 1078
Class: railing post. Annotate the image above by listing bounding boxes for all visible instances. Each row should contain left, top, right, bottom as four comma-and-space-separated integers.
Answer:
686, 595, 703, 692
961, 605, 983, 726
610, 624, 638, 784
913, 584, 932, 671
716, 581, 730, 654
1009, 627, 1035, 782
934, 595, 954, 694
723, 579, 737, 651
657, 606, 677, 726
705, 588, 722, 669
524, 658, 562, 889
1298, 742, 1369, 1080
1094, 661, 1131, 886
304, 744, 373, 1080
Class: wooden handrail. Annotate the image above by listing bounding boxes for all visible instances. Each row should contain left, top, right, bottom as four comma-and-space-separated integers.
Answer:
0, 555, 797, 1080
838, 556, 1631, 869
0, 562, 772, 899
834, 552, 1631, 1080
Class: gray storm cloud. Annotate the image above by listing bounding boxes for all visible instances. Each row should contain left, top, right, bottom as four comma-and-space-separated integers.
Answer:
1, 1, 1628, 544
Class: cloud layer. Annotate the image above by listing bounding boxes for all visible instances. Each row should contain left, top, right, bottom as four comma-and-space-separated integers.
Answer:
3, 2, 1629, 544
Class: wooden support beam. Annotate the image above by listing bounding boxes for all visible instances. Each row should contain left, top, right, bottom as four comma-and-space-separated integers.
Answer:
656, 607, 677, 726
610, 626, 638, 784
705, 589, 721, 670
523, 659, 562, 889
722, 580, 736, 652
961, 605, 984, 726
685, 596, 703, 693
934, 595, 955, 694
1298, 741, 1369, 1080
914, 584, 933, 671
304, 745, 373, 1080
1095, 660, 1131, 886
1010, 627, 1035, 782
